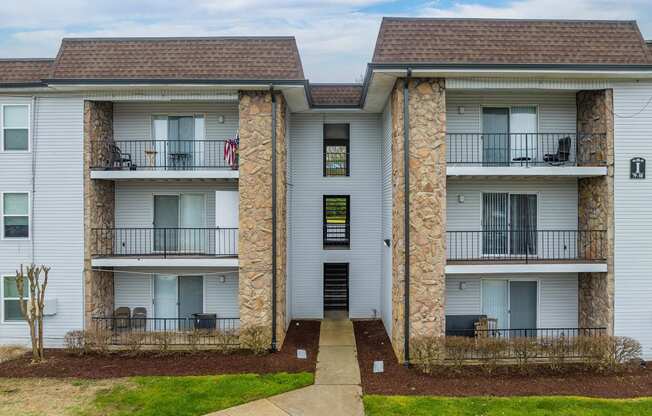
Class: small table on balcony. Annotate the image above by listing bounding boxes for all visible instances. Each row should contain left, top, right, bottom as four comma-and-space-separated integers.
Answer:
169, 152, 192, 169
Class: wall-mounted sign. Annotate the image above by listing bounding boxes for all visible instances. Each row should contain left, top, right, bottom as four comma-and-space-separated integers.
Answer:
631, 157, 646, 179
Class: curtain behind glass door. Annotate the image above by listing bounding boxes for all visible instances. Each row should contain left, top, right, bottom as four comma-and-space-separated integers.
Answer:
482, 193, 508, 255
510, 194, 537, 255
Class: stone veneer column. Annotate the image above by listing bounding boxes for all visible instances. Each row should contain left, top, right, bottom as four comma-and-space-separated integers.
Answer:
577, 90, 615, 333
83, 101, 115, 327
238, 91, 288, 348
390, 78, 447, 361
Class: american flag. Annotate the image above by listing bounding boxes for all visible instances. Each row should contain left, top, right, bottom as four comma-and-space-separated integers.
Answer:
224, 134, 239, 167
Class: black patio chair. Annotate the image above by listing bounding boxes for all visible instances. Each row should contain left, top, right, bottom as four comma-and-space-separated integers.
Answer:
110, 144, 136, 170
543, 136, 572, 165
132, 307, 147, 330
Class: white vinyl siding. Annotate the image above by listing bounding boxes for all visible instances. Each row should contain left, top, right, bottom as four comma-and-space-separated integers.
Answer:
0, 96, 84, 346
445, 273, 578, 328
446, 91, 576, 164
113, 102, 238, 142
447, 178, 579, 232
114, 270, 238, 319
114, 182, 237, 228
289, 113, 382, 319
613, 81, 652, 358
381, 103, 393, 335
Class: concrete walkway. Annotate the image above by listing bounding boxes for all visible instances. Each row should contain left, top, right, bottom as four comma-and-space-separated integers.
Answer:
209, 313, 364, 415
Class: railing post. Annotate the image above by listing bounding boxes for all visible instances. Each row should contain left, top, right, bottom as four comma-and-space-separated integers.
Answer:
163, 228, 167, 258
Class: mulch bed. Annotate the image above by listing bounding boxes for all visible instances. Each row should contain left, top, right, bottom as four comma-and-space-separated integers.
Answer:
0, 320, 319, 379
354, 320, 652, 398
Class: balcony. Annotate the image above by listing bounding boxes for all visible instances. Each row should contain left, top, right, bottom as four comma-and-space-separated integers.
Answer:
89, 140, 239, 180
446, 133, 608, 177
92, 316, 240, 347
446, 230, 608, 274
91, 227, 238, 268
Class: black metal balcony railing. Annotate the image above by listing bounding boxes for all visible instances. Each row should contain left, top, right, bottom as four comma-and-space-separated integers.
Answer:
445, 327, 607, 360
323, 224, 350, 247
92, 228, 238, 258
447, 230, 607, 263
92, 317, 241, 346
446, 133, 607, 166
90, 140, 238, 170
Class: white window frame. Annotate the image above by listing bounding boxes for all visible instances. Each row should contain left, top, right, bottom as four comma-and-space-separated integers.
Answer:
1, 191, 31, 240
1, 274, 28, 324
1, 104, 31, 153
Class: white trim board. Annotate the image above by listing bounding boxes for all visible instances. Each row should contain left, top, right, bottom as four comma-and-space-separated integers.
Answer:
90, 170, 239, 180
92, 258, 238, 268
447, 166, 607, 177
446, 263, 607, 274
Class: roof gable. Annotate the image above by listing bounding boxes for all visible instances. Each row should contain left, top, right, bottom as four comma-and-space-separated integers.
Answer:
50, 37, 305, 81
373, 18, 652, 66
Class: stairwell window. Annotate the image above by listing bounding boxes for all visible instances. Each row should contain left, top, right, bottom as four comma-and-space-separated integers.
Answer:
323, 195, 350, 248
324, 124, 349, 176
2, 275, 28, 322
2, 192, 30, 239
2, 105, 29, 152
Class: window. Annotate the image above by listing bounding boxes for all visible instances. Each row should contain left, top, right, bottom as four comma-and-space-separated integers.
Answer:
482, 192, 537, 256
2, 105, 29, 151
3, 275, 28, 322
3, 192, 29, 239
323, 124, 349, 176
323, 195, 350, 247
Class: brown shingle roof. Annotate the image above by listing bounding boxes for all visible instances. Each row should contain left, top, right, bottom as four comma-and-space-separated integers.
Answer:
0, 59, 53, 85
373, 18, 652, 66
50, 37, 305, 80
310, 84, 363, 107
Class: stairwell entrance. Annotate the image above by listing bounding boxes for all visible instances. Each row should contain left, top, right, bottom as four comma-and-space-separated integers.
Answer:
324, 263, 349, 313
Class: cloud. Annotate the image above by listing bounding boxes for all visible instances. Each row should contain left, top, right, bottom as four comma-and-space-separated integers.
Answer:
0, 0, 650, 82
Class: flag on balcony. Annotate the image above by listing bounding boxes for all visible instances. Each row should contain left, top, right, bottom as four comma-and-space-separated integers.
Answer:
224, 134, 239, 167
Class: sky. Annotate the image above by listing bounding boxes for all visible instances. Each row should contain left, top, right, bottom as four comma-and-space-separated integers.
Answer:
1, 0, 651, 82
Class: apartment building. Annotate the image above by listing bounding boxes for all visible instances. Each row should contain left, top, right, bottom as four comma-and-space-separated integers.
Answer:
1, 18, 652, 361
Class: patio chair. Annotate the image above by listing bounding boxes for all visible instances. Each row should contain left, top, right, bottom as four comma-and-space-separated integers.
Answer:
132, 307, 147, 330
110, 144, 136, 170
113, 307, 131, 330
543, 136, 572, 165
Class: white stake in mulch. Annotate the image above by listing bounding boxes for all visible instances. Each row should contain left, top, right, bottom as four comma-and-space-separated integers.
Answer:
373, 360, 384, 373
297, 349, 307, 359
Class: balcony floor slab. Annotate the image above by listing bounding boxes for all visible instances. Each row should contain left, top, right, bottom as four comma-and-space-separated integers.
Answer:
446, 262, 607, 274
447, 166, 607, 177
91, 256, 238, 268
90, 170, 239, 180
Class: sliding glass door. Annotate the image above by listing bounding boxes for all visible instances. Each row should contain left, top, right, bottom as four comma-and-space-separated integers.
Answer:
151, 115, 205, 169
154, 194, 206, 253
482, 279, 538, 333
482, 108, 510, 166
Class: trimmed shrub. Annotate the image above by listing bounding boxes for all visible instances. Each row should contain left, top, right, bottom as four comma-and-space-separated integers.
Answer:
124, 332, 146, 356
240, 326, 270, 355
476, 336, 508, 373
444, 336, 475, 372
510, 337, 539, 372
153, 332, 173, 353
63, 330, 86, 356
85, 328, 112, 354
540, 336, 572, 371
412, 336, 445, 374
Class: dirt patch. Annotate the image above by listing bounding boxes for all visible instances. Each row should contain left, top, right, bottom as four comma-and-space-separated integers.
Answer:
0, 346, 28, 364
354, 320, 652, 398
0, 378, 127, 416
0, 320, 319, 379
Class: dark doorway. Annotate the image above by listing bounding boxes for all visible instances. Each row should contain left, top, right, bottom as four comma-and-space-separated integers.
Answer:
324, 263, 349, 311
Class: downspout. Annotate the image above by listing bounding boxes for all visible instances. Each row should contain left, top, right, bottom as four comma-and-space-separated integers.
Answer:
403, 69, 412, 366
271, 88, 278, 352
30, 96, 37, 265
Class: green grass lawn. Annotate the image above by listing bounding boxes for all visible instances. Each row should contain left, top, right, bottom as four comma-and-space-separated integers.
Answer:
363, 395, 652, 416
76, 372, 313, 416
